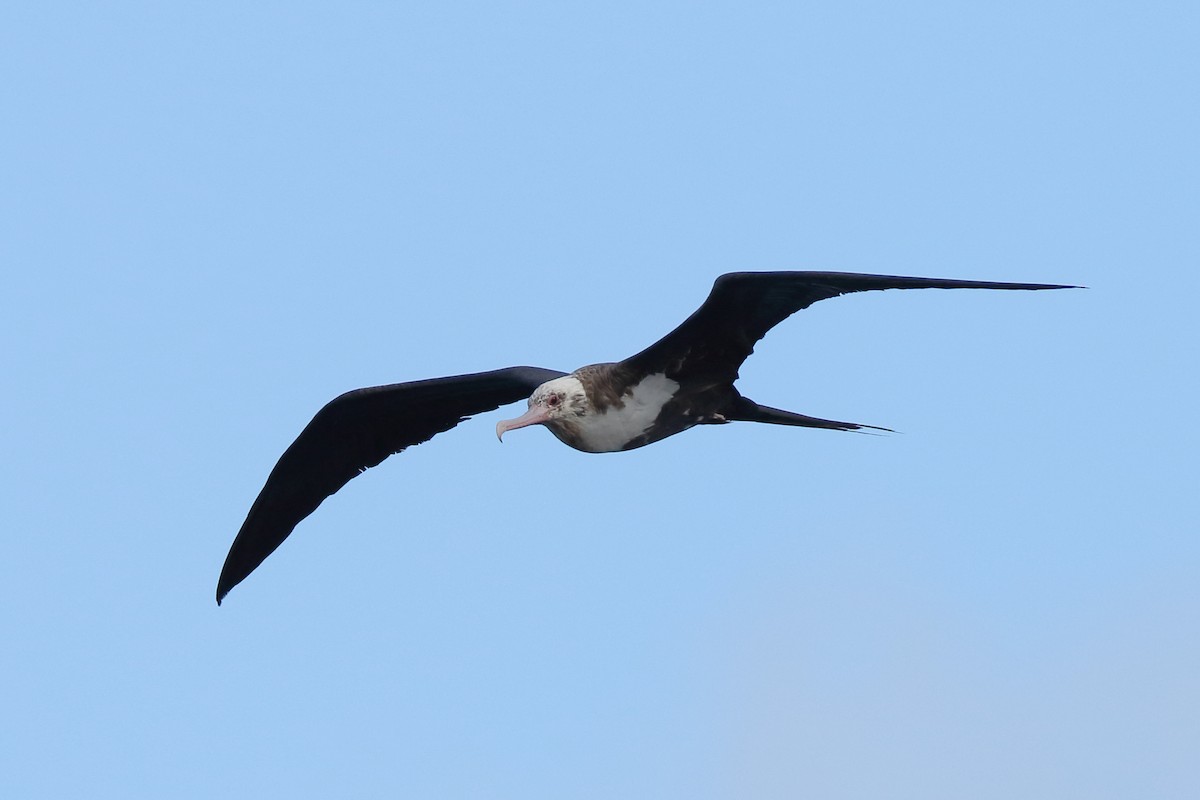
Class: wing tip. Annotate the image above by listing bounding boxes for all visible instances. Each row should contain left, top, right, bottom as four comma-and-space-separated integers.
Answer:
1025, 282, 1085, 290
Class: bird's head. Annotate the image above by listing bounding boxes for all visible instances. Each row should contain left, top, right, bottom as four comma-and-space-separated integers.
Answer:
496, 375, 590, 441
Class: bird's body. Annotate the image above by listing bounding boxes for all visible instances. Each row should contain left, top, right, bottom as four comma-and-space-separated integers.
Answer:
217, 271, 1078, 603
511, 370, 688, 453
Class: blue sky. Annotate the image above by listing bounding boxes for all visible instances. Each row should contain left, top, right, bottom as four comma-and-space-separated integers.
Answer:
2, 2, 1196, 798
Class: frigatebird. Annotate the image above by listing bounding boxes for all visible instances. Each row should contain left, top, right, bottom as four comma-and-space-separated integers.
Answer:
217, 271, 1076, 603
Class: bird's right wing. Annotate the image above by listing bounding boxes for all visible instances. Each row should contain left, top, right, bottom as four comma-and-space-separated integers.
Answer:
217, 366, 565, 604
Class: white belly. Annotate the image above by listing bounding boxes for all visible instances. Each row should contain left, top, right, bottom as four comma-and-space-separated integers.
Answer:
574, 372, 679, 452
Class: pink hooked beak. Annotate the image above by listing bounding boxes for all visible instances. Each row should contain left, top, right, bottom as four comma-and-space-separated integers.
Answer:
495, 403, 551, 441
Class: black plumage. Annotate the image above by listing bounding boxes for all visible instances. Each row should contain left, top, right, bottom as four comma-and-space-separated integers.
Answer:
218, 271, 1077, 603
217, 367, 564, 603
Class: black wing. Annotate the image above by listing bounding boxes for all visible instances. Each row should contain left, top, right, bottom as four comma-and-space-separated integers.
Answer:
217, 366, 565, 604
622, 271, 1078, 382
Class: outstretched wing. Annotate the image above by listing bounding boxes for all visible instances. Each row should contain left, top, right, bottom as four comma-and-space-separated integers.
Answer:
217, 366, 566, 604
622, 271, 1077, 382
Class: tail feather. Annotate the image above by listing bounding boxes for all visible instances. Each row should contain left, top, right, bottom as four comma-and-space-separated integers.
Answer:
728, 397, 891, 434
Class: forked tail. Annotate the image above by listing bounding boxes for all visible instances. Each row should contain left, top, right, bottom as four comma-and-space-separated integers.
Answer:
727, 396, 892, 433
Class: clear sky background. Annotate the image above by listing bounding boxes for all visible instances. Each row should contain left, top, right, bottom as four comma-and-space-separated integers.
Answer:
2, 2, 1196, 798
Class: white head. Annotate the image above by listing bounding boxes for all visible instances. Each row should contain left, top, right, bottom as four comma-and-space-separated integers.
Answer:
495, 376, 590, 441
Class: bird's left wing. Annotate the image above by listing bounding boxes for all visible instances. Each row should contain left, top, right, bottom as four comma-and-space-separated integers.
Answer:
621, 271, 1078, 383
217, 366, 565, 604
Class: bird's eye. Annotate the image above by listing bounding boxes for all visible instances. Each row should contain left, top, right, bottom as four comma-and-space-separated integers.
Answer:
547, 395, 560, 406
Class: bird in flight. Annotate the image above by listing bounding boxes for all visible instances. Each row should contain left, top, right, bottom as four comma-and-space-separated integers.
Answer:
217, 271, 1077, 603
